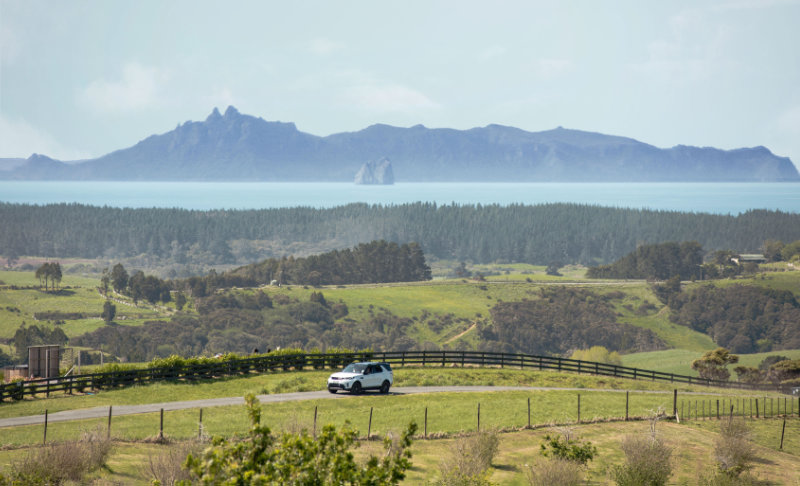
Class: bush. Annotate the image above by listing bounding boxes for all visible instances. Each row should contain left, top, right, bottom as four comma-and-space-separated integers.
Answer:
610, 434, 673, 486
540, 430, 596, 465
3, 428, 111, 485
182, 394, 415, 485
436, 430, 500, 485
698, 471, 760, 486
525, 458, 585, 486
143, 440, 204, 486
569, 346, 623, 366
715, 418, 757, 477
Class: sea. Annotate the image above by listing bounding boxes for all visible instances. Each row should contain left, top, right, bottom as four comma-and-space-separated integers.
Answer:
1, 181, 799, 214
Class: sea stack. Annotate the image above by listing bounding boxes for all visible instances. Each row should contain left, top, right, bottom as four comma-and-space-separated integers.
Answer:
354, 157, 394, 185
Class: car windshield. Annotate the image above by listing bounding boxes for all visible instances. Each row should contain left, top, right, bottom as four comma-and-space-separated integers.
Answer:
342, 363, 367, 374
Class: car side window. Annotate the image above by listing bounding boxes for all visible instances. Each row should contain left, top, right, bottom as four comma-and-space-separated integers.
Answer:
364, 366, 372, 374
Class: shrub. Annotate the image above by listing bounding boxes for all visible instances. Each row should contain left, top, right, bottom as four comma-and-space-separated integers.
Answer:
4, 428, 112, 485
525, 458, 585, 486
436, 430, 500, 485
698, 471, 760, 485
610, 434, 672, 486
143, 440, 204, 486
182, 394, 415, 485
715, 418, 756, 477
540, 430, 596, 465
569, 346, 623, 366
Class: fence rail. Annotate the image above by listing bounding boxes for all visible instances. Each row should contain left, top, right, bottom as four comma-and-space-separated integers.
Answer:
0, 350, 785, 403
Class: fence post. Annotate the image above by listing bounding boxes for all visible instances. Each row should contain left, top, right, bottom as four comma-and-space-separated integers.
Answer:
199, 408, 203, 439
626, 391, 629, 421
780, 418, 786, 450
43, 409, 48, 444
577, 394, 581, 424
367, 407, 373, 439
756, 399, 760, 419
673, 389, 677, 417
107, 406, 112, 439
477, 402, 480, 432
717, 399, 720, 420
424, 407, 428, 438
314, 406, 318, 439
159, 408, 164, 439
527, 397, 531, 428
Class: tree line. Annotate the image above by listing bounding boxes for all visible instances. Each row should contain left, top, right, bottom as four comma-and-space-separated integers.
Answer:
3, 202, 800, 267
228, 240, 431, 286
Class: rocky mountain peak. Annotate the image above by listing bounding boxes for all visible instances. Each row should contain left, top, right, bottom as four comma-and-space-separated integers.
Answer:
206, 107, 223, 122
224, 105, 240, 118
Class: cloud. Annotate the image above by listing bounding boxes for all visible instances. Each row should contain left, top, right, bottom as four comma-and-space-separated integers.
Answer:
0, 24, 20, 64
0, 115, 89, 160
631, 9, 733, 83
81, 62, 167, 114
205, 87, 238, 109
345, 83, 439, 113
776, 105, 800, 135
307, 37, 345, 55
712, 0, 800, 11
535, 58, 574, 79
478, 45, 507, 61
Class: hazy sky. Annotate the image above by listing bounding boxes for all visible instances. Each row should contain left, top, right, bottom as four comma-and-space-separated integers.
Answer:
1, 0, 799, 169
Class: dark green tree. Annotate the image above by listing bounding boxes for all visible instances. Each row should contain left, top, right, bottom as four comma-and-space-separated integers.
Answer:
110, 263, 129, 293
175, 292, 187, 311
762, 239, 784, 262
692, 348, 739, 381
100, 267, 110, 295
102, 300, 116, 323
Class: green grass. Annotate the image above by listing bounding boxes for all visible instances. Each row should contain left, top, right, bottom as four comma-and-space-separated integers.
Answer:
0, 270, 171, 339
0, 367, 778, 420
2, 402, 798, 484
623, 348, 800, 377
0, 387, 774, 447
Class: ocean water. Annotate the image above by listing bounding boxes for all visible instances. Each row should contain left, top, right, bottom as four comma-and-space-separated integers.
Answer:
1, 181, 799, 214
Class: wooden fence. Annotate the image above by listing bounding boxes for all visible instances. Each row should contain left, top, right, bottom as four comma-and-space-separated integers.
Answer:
0, 350, 786, 403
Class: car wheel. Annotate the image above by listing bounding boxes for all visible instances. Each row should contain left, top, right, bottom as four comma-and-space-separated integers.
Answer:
350, 382, 362, 395
380, 381, 390, 394
328, 388, 337, 394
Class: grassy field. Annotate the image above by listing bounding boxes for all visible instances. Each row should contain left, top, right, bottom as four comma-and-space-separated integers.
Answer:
624, 348, 800, 377
2, 399, 798, 484
1, 367, 758, 420
0, 270, 170, 339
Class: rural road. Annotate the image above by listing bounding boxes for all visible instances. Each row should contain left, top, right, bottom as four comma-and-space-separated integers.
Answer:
0, 385, 701, 428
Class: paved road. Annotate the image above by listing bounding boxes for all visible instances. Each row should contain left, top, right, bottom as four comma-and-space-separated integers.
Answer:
0, 385, 696, 428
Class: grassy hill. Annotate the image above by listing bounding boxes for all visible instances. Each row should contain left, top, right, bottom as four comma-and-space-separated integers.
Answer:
2, 264, 800, 375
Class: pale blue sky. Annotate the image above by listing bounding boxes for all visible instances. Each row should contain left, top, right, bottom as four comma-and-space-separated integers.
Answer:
1, 0, 799, 170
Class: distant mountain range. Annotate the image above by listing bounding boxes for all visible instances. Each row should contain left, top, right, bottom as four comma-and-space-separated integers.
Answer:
2, 106, 798, 182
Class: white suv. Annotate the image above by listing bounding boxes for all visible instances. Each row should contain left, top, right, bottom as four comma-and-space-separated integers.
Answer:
327, 362, 393, 394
